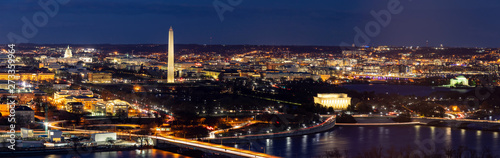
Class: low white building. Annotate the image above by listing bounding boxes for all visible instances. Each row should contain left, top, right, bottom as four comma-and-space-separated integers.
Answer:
91, 133, 117, 142
21, 128, 34, 139
314, 93, 351, 111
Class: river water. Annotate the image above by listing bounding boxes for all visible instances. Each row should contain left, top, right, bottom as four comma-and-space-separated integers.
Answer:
12, 149, 190, 158
14, 84, 491, 158
340, 84, 471, 96
12, 126, 499, 158
228, 125, 500, 158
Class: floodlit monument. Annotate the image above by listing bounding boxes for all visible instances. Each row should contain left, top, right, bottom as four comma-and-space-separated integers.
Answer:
167, 26, 175, 83
314, 93, 351, 110
449, 75, 469, 86
64, 45, 72, 58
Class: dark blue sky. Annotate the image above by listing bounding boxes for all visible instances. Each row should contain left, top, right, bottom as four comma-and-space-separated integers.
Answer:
1, 0, 499, 47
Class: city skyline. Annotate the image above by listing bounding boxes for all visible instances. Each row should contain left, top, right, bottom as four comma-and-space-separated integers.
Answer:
1, 1, 500, 158
1, 0, 499, 47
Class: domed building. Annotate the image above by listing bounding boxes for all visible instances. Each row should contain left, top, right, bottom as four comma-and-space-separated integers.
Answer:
64, 45, 73, 58
450, 76, 469, 87
314, 93, 351, 111
42, 45, 93, 66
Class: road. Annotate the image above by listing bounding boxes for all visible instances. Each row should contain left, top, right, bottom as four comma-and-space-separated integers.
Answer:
336, 122, 421, 126
41, 117, 279, 158
43, 84, 279, 157
413, 116, 500, 124
213, 116, 335, 139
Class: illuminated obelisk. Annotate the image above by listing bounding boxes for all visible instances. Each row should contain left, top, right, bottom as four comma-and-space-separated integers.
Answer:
167, 26, 175, 83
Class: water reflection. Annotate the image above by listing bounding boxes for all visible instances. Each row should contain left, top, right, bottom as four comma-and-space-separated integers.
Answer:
286, 136, 291, 157
445, 127, 451, 147
430, 126, 435, 140
340, 84, 470, 96
495, 132, 499, 148
358, 127, 364, 141
231, 126, 500, 158
14, 149, 190, 158
415, 125, 420, 140
476, 130, 482, 148
301, 135, 307, 155
266, 139, 273, 154
461, 129, 466, 141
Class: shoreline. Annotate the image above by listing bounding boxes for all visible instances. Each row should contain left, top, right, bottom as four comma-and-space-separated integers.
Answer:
1, 146, 150, 157
209, 116, 336, 144
336, 122, 421, 126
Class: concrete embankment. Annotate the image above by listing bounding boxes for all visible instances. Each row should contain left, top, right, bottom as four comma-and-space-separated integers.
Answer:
0, 146, 144, 156
354, 116, 397, 123
209, 116, 336, 144
412, 117, 500, 131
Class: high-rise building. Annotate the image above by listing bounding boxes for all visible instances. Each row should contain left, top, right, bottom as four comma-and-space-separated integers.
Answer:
64, 45, 72, 58
167, 26, 175, 83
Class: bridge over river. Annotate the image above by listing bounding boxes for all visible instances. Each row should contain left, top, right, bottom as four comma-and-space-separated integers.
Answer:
413, 117, 500, 130
40, 120, 280, 158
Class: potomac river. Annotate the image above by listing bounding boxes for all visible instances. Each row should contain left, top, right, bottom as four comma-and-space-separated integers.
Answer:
340, 84, 471, 96
10, 149, 191, 158
14, 126, 499, 158
229, 125, 500, 158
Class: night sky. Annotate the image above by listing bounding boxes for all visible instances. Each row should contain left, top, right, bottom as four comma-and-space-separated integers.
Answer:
1, 0, 499, 47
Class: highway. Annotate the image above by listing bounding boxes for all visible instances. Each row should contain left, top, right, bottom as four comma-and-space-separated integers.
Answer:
336, 122, 421, 126
40, 117, 279, 158
213, 116, 335, 139
152, 134, 280, 158
414, 117, 500, 123
36, 83, 281, 157
353, 114, 500, 124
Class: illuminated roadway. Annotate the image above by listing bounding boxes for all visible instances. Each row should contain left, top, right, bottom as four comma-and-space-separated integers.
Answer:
413, 117, 500, 124
40, 84, 279, 157
213, 116, 335, 139
352, 114, 500, 124
336, 122, 421, 126
41, 117, 279, 158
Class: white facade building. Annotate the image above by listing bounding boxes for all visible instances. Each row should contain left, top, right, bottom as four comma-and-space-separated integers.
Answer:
314, 93, 351, 110
91, 133, 117, 142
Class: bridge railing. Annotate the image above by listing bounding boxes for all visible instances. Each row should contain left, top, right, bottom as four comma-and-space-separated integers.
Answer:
413, 117, 500, 124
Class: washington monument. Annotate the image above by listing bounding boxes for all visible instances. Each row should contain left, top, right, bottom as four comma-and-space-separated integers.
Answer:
167, 26, 175, 83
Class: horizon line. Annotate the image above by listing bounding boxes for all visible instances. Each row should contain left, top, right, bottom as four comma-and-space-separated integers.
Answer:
1, 43, 497, 49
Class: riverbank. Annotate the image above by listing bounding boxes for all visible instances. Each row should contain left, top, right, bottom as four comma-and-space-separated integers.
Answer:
340, 84, 472, 96
1, 146, 147, 157
227, 125, 500, 158
7, 148, 191, 158
336, 122, 421, 126
349, 116, 500, 132
209, 116, 335, 144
